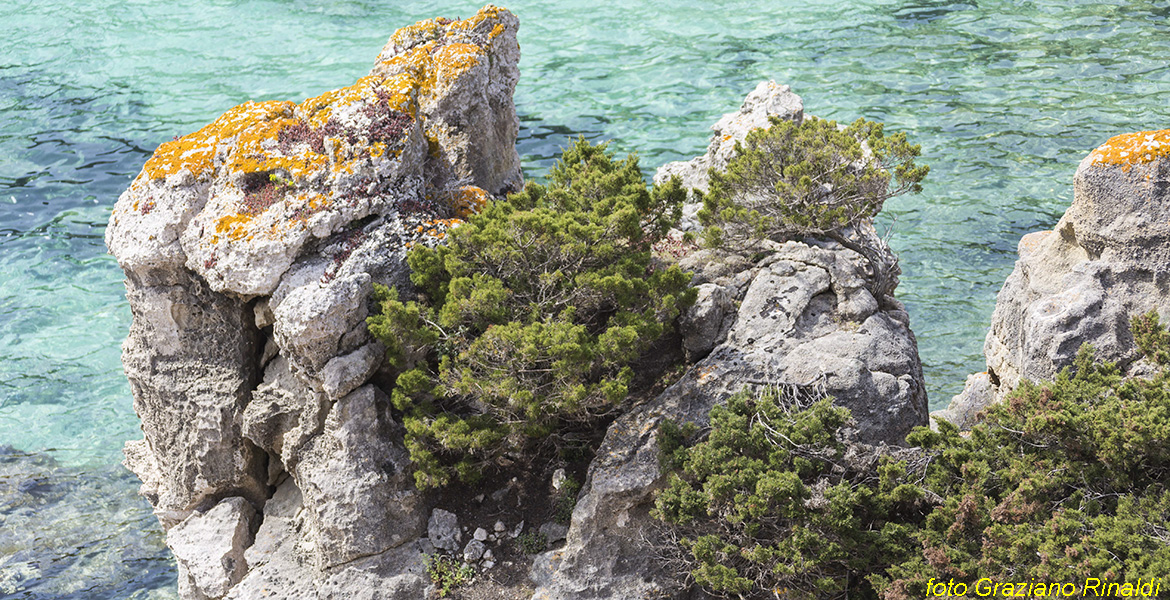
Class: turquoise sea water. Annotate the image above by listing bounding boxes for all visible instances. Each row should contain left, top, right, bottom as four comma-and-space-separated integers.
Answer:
2, 0, 1168, 596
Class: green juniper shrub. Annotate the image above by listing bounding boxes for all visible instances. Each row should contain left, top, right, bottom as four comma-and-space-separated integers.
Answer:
892, 336, 1170, 598
697, 116, 928, 297
654, 311, 1170, 600
652, 387, 928, 600
517, 531, 549, 555
367, 138, 696, 489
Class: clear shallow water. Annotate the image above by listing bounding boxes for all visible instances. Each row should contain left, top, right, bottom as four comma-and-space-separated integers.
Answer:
2, 0, 1168, 596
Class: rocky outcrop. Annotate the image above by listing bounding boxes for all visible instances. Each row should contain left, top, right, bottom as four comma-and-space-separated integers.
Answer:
107, 6, 521, 599
655, 80, 804, 231
532, 83, 928, 600
939, 130, 1170, 422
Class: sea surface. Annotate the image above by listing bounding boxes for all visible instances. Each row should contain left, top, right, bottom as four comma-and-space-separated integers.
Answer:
2, 0, 1168, 596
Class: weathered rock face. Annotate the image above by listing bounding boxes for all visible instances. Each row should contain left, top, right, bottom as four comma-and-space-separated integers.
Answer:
971, 130, 1170, 408
107, 6, 521, 599
532, 83, 927, 600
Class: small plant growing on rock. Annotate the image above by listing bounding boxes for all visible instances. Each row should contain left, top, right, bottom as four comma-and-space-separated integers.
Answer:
553, 474, 582, 525
367, 138, 696, 489
698, 116, 928, 297
424, 553, 476, 597
517, 531, 548, 555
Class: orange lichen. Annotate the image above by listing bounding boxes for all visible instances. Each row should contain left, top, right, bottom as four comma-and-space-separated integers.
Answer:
375, 6, 506, 100
143, 100, 295, 181
389, 18, 443, 48
1089, 129, 1170, 172
447, 185, 491, 218
214, 213, 255, 242
137, 7, 511, 257
432, 43, 483, 84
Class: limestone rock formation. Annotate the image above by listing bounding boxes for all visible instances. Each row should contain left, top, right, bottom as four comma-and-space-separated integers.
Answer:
107, 6, 521, 599
167, 497, 256, 600
532, 83, 927, 600
654, 80, 804, 231
951, 130, 1170, 416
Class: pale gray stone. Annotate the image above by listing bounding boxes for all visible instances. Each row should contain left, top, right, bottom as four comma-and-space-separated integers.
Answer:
167, 497, 256, 600
679, 283, 735, 359
320, 342, 383, 400
931, 372, 994, 431
983, 133, 1170, 401
293, 385, 424, 569
428, 509, 461, 553
551, 468, 567, 491
118, 270, 267, 528
463, 539, 486, 562
538, 522, 568, 545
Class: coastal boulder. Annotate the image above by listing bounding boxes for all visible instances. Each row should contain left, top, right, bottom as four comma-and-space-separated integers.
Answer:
107, 6, 522, 599
979, 130, 1170, 403
532, 84, 927, 600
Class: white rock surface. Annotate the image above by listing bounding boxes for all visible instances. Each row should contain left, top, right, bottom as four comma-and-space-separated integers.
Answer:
167, 497, 256, 600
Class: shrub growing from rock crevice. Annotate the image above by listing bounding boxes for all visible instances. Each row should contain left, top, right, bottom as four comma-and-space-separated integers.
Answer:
698, 116, 928, 298
368, 138, 695, 489
654, 312, 1170, 599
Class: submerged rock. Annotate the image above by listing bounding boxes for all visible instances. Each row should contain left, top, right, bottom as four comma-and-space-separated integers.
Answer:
0, 447, 176, 599
967, 130, 1170, 411
107, 6, 522, 599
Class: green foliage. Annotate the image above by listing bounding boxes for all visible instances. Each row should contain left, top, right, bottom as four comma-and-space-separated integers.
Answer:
652, 389, 924, 599
655, 313, 1170, 599
657, 418, 699, 471
424, 553, 476, 597
367, 138, 696, 489
517, 531, 549, 555
554, 474, 582, 525
1132, 311, 1170, 366
697, 116, 927, 296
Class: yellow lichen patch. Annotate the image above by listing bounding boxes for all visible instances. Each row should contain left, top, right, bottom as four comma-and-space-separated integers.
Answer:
448, 186, 491, 218
377, 71, 419, 115
225, 116, 329, 178
1089, 129, 1170, 171
143, 100, 295, 181
448, 5, 507, 33
375, 7, 505, 100
214, 213, 255, 242
389, 18, 443, 49
430, 43, 483, 88
302, 74, 382, 126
